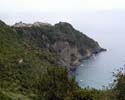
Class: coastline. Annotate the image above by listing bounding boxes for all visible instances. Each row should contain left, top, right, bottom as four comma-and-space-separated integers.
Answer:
70, 47, 107, 72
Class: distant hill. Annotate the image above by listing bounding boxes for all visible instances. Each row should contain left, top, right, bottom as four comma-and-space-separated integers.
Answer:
13, 21, 105, 71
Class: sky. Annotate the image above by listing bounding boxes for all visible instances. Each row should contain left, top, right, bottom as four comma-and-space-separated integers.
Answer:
0, 0, 125, 32
0, 0, 125, 13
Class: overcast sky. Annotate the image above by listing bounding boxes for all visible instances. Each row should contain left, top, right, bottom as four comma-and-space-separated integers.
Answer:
0, 0, 125, 13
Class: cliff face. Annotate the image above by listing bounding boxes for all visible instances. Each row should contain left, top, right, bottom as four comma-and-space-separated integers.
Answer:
13, 21, 104, 70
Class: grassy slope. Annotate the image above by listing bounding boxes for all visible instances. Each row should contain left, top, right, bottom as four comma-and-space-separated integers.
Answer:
0, 21, 62, 99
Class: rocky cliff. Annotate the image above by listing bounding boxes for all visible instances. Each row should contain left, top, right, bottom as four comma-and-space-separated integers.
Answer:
13, 21, 105, 71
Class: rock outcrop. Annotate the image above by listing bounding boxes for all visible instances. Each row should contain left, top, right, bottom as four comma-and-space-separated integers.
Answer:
14, 21, 51, 28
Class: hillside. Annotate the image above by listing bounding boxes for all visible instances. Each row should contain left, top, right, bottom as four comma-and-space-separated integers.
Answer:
2, 20, 124, 100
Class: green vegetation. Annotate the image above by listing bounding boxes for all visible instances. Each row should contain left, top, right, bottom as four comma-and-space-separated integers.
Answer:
0, 20, 125, 100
